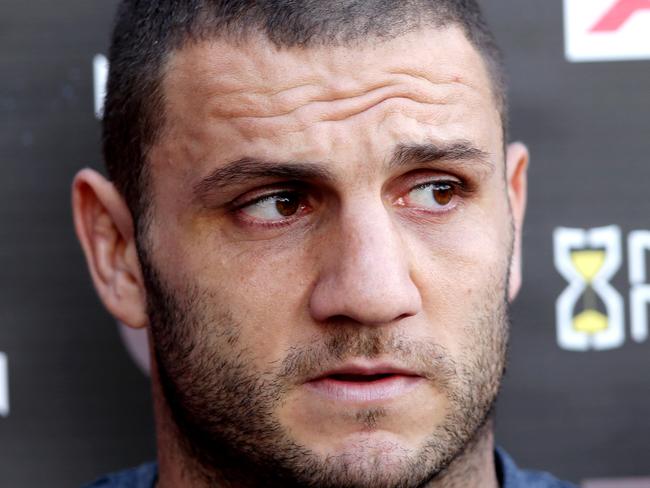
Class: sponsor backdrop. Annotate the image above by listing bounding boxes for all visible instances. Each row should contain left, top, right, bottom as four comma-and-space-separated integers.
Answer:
1, 0, 649, 486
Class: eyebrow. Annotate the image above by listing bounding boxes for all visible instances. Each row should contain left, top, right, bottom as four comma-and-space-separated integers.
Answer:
389, 141, 494, 171
193, 141, 493, 201
193, 158, 336, 200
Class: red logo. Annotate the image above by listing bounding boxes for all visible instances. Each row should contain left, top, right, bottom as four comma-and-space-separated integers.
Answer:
591, 0, 650, 32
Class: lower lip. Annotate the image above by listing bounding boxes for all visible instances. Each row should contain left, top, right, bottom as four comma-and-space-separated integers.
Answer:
305, 375, 424, 403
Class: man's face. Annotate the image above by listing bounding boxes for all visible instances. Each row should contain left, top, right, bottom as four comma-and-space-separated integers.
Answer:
143, 26, 518, 487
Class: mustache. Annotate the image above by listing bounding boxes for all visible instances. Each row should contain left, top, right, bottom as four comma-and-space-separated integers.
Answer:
276, 329, 458, 386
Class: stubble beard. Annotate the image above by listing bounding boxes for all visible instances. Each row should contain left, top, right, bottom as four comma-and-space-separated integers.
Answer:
142, 252, 509, 488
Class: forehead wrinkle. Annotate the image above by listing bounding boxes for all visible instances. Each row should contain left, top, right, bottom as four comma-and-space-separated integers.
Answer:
222, 78, 485, 142
160, 26, 500, 174
206, 74, 469, 124
164, 38, 327, 110
386, 68, 490, 106
164, 26, 493, 122
227, 94, 481, 143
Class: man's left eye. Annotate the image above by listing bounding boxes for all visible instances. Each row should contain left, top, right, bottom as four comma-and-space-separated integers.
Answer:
239, 192, 306, 221
405, 181, 457, 209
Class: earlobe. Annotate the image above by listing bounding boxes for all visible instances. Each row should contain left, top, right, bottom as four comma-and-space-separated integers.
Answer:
72, 168, 149, 329
505, 142, 529, 302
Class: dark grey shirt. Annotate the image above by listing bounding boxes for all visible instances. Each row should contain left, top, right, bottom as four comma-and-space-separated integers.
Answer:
83, 448, 576, 487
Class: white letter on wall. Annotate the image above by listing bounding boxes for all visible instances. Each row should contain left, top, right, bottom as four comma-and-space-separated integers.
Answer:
93, 54, 109, 119
629, 230, 650, 343
0, 352, 8, 417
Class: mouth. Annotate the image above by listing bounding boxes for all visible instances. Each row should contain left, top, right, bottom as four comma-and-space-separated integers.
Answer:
305, 362, 424, 403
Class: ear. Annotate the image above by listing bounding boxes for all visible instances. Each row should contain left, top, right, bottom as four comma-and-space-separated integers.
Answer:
72, 168, 148, 329
505, 142, 529, 302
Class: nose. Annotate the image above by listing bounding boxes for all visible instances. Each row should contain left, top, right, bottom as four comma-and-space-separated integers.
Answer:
309, 201, 422, 325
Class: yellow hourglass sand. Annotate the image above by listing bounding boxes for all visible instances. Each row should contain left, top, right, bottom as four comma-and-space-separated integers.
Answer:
570, 250, 608, 334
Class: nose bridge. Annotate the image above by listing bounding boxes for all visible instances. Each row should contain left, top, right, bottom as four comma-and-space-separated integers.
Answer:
342, 203, 402, 285
309, 198, 422, 324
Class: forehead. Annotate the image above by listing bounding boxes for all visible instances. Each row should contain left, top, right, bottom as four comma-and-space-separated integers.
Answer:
155, 26, 501, 180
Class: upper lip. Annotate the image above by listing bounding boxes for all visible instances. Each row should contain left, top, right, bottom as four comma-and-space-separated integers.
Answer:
308, 360, 422, 382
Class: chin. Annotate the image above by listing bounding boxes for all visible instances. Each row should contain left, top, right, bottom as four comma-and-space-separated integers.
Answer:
304, 457, 434, 488
330, 431, 417, 466
287, 431, 436, 488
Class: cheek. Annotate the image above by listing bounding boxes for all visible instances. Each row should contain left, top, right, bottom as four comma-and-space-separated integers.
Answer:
175, 230, 321, 360
407, 206, 510, 348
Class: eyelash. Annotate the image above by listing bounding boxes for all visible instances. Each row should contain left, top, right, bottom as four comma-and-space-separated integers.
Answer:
400, 179, 467, 210
231, 188, 312, 228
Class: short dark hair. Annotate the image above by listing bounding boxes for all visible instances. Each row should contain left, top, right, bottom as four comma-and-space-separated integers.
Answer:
103, 0, 507, 226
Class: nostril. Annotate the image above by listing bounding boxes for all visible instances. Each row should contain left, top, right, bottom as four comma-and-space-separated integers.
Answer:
329, 315, 355, 325
395, 313, 414, 322
318, 313, 412, 327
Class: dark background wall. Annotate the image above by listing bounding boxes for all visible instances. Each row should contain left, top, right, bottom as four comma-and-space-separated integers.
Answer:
0, 1, 648, 486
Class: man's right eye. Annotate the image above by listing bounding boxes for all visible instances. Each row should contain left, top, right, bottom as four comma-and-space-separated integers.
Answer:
238, 192, 308, 223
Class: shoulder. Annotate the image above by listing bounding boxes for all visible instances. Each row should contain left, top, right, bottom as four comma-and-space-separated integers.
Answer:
81, 462, 158, 488
497, 448, 577, 488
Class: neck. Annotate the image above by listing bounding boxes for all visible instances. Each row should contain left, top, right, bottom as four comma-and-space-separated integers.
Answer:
425, 418, 499, 488
152, 355, 258, 488
151, 356, 224, 488
152, 362, 498, 488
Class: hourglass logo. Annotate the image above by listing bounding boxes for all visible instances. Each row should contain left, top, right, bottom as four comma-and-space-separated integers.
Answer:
554, 226, 625, 351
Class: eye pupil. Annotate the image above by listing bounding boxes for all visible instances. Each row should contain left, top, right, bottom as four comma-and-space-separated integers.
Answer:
432, 184, 453, 206
275, 195, 301, 216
